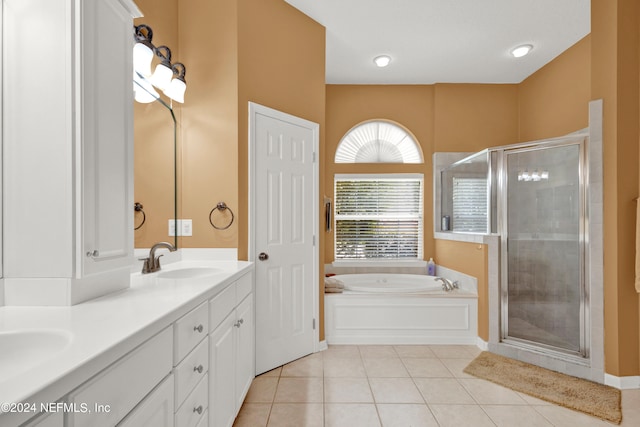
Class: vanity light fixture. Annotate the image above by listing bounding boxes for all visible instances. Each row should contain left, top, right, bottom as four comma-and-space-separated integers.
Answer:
373, 55, 391, 67
133, 24, 187, 103
511, 44, 533, 58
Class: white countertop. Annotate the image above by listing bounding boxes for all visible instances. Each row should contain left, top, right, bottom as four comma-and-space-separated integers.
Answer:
0, 260, 253, 425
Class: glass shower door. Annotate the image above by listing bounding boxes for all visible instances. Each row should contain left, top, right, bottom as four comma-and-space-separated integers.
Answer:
502, 142, 585, 355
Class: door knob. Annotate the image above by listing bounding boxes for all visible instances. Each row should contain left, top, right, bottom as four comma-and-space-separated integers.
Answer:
258, 252, 269, 261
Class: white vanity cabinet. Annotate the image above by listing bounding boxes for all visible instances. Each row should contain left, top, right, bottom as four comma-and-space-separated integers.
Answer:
173, 302, 209, 427
209, 271, 255, 427
2, 0, 140, 305
67, 327, 173, 427
23, 412, 64, 427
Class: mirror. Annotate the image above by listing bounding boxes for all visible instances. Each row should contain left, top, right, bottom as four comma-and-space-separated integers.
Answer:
133, 96, 178, 249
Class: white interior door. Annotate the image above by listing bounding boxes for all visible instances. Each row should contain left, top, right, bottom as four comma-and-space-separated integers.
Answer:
249, 103, 318, 375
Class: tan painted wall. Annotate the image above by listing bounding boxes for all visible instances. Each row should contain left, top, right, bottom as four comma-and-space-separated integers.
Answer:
325, 84, 517, 340
591, 0, 640, 377
434, 84, 519, 151
237, 0, 326, 260
324, 85, 435, 262
431, 84, 517, 342
236, 0, 326, 337
518, 36, 591, 142
134, 0, 640, 375
133, 0, 181, 248
178, 0, 239, 249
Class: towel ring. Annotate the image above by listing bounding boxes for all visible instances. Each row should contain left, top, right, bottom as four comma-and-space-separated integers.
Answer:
134, 202, 146, 230
209, 202, 234, 230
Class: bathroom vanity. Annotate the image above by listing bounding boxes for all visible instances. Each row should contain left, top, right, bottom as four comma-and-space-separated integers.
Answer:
0, 261, 254, 427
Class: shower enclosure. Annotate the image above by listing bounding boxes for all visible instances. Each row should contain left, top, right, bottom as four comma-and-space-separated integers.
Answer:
501, 140, 586, 357
441, 135, 588, 359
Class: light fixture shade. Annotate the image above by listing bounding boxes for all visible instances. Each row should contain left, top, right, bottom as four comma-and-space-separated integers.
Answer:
133, 42, 154, 77
133, 72, 159, 103
149, 62, 173, 90
163, 78, 186, 103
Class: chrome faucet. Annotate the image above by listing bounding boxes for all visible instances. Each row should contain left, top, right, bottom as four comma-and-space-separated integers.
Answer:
435, 277, 459, 291
140, 242, 177, 274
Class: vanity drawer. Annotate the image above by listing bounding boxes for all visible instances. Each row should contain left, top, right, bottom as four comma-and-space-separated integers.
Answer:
235, 271, 253, 305
209, 284, 235, 331
175, 337, 209, 407
68, 327, 173, 427
174, 302, 209, 364
175, 374, 208, 427
117, 374, 174, 427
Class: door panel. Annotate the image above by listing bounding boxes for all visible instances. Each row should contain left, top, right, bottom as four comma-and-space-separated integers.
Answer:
503, 142, 585, 355
252, 106, 317, 375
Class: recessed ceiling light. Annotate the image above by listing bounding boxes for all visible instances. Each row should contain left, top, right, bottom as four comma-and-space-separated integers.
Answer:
511, 44, 533, 58
373, 55, 391, 67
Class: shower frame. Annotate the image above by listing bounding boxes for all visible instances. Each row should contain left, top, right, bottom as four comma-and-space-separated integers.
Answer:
494, 135, 589, 362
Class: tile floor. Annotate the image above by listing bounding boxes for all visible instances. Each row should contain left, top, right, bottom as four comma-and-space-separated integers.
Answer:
234, 345, 640, 427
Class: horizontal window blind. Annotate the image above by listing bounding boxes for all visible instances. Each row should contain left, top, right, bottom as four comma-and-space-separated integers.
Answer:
335, 177, 423, 259
452, 177, 488, 233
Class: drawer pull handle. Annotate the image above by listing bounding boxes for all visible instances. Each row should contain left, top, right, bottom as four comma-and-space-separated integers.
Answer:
194, 364, 204, 374
193, 324, 204, 333
193, 405, 203, 415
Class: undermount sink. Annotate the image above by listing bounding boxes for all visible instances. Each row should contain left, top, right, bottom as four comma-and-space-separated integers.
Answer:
157, 267, 222, 279
0, 330, 72, 381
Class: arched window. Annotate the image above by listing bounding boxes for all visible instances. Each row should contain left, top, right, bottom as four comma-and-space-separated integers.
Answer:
335, 120, 423, 164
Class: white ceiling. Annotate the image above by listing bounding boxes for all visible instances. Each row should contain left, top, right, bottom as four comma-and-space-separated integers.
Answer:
283, 0, 590, 84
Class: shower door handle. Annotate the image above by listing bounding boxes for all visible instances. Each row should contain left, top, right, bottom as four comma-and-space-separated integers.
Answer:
258, 252, 269, 261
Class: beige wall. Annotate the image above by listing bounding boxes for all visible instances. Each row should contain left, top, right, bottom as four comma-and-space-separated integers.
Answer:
434, 84, 519, 151
236, 0, 326, 337
178, 0, 239, 249
324, 85, 435, 262
134, 0, 640, 375
518, 36, 591, 141
591, 0, 640, 377
133, 0, 180, 248
325, 84, 518, 340
237, 0, 326, 260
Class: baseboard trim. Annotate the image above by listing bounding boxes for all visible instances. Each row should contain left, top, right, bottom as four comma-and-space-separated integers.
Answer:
476, 337, 489, 351
604, 374, 640, 390
317, 340, 328, 352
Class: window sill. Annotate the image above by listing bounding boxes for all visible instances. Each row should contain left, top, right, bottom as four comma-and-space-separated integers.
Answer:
332, 259, 428, 268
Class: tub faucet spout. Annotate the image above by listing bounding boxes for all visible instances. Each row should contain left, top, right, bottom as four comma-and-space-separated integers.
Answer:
140, 241, 177, 274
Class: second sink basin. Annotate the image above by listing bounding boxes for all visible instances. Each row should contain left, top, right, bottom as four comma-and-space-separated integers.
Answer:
157, 267, 222, 279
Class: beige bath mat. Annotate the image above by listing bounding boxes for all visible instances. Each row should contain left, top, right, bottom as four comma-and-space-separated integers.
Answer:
463, 351, 622, 424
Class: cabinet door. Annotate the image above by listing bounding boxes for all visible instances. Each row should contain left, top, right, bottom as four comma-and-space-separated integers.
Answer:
209, 313, 237, 427
80, 0, 134, 276
235, 295, 255, 409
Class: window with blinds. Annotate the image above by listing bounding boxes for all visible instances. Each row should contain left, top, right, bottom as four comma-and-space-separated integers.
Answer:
334, 175, 423, 260
452, 177, 488, 233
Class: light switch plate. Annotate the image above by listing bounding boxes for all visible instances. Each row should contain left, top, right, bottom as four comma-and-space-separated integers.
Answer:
169, 219, 193, 236
181, 219, 192, 236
